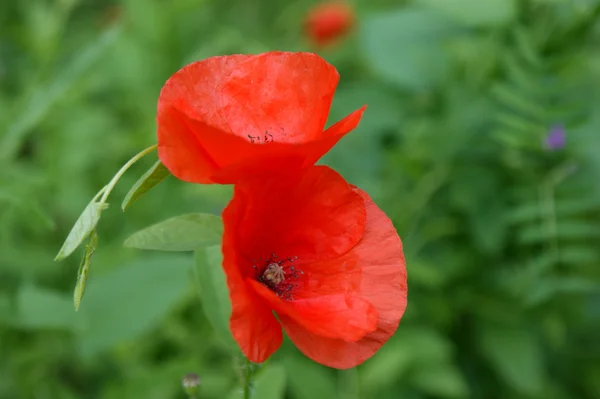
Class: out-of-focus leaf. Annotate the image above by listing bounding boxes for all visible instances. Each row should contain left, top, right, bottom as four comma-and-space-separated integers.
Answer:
411, 363, 469, 398
0, 26, 120, 161
193, 246, 234, 347
399, 327, 454, 365
559, 246, 599, 264
491, 84, 546, 120
361, 8, 460, 90
321, 82, 401, 195
253, 363, 286, 399
284, 355, 337, 399
55, 193, 107, 260
73, 230, 98, 311
478, 324, 545, 395
419, 0, 516, 27
0, 293, 13, 325
525, 277, 599, 306
121, 160, 170, 211
0, 189, 55, 230
76, 255, 191, 355
124, 213, 223, 251
519, 220, 600, 244
361, 340, 413, 393
16, 285, 82, 331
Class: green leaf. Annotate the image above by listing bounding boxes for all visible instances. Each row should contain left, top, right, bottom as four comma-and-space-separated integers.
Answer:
121, 160, 170, 211
76, 255, 191, 355
16, 285, 82, 331
73, 230, 98, 311
54, 193, 108, 260
321, 82, 400, 195
361, 340, 413, 393
253, 364, 286, 399
284, 355, 337, 399
0, 293, 13, 325
478, 324, 545, 395
0, 26, 121, 161
418, 0, 517, 27
0, 189, 55, 230
124, 213, 223, 252
411, 364, 469, 398
518, 220, 600, 244
491, 84, 546, 120
525, 277, 599, 306
193, 246, 234, 347
361, 8, 459, 90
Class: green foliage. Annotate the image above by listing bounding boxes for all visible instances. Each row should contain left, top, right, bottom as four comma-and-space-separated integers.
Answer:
54, 190, 107, 260
193, 246, 234, 347
73, 229, 98, 311
253, 363, 286, 399
124, 213, 223, 251
121, 160, 171, 211
1, 0, 600, 398
361, 7, 460, 89
417, 0, 517, 27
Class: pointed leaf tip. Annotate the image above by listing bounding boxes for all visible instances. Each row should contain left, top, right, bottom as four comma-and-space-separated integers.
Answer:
73, 230, 98, 311
121, 160, 171, 211
55, 198, 107, 261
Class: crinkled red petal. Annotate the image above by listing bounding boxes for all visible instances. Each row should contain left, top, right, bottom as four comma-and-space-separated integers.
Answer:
227, 166, 366, 269
222, 201, 282, 363
279, 188, 407, 369
157, 52, 345, 184
248, 279, 377, 342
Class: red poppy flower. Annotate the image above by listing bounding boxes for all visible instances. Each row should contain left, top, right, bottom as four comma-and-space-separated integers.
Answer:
304, 1, 355, 47
156, 52, 365, 184
221, 165, 407, 368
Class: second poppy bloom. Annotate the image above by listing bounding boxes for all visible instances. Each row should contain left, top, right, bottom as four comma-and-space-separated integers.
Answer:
304, 1, 355, 47
157, 52, 365, 184
222, 165, 407, 369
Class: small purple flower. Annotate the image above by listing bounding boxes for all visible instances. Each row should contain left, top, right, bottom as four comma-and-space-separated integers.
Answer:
545, 125, 566, 150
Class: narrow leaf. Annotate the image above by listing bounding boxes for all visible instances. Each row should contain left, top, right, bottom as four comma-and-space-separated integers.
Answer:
124, 213, 223, 252
194, 246, 235, 347
73, 230, 98, 311
55, 192, 108, 261
121, 160, 170, 211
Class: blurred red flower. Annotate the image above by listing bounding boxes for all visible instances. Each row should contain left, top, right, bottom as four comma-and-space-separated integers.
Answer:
221, 166, 407, 369
156, 52, 365, 184
304, 1, 355, 47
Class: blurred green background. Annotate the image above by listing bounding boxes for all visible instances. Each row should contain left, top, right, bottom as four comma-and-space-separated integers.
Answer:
2, 0, 600, 398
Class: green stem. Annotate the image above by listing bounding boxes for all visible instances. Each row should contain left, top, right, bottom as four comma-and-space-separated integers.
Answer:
243, 358, 253, 399
98, 144, 157, 206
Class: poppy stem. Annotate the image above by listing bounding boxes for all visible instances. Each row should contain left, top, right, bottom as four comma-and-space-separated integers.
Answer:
243, 358, 252, 399
240, 357, 259, 399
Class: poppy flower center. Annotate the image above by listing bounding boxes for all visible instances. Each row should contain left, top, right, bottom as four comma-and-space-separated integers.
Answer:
253, 254, 303, 300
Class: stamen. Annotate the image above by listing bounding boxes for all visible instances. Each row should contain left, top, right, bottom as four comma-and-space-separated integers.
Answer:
253, 253, 303, 300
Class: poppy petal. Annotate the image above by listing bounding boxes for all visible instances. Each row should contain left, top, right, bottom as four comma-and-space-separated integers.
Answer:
220, 52, 339, 143
248, 279, 377, 342
157, 55, 250, 183
279, 189, 407, 369
157, 53, 363, 184
222, 208, 282, 363
228, 166, 366, 269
